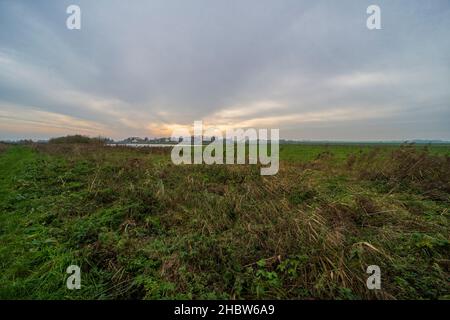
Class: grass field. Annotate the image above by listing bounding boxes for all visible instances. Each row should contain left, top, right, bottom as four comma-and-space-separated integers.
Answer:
0, 142, 449, 299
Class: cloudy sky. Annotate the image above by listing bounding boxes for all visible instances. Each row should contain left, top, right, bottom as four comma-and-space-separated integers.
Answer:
0, 0, 449, 140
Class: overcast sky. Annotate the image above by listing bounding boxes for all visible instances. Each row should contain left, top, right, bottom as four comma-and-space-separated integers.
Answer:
0, 0, 449, 140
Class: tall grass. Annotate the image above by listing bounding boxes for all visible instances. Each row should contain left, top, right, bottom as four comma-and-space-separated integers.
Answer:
0, 143, 448, 299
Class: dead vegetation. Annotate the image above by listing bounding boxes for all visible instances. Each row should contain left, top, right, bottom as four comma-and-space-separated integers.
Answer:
0, 142, 8, 154
1, 143, 449, 299
352, 145, 450, 201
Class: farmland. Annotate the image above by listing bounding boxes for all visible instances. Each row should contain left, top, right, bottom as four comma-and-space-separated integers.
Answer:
0, 142, 449, 299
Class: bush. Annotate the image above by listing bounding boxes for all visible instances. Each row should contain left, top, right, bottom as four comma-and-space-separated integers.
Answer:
48, 135, 106, 145
353, 145, 450, 201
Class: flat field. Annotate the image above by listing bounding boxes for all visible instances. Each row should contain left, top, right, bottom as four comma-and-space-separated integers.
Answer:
0, 143, 449, 299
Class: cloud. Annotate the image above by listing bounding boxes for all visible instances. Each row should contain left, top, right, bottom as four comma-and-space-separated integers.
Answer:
0, 102, 110, 136
329, 72, 400, 88
214, 100, 286, 119
0, 0, 449, 140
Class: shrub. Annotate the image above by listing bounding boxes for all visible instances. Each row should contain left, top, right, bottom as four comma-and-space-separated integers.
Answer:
48, 135, 106, 144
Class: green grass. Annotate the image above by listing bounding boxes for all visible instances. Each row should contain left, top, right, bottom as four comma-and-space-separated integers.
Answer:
279, 143, 450, 162
0, 143, 449, 299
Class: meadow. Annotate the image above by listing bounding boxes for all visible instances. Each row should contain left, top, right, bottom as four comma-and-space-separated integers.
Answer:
0, 141, 449, 299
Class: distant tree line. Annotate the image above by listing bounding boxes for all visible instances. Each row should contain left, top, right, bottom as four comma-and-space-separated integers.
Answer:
48, 135, 113, 144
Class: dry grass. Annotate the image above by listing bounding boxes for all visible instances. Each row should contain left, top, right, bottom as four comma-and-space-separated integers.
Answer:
0, 143, 448, 299
0, 143, 9, 154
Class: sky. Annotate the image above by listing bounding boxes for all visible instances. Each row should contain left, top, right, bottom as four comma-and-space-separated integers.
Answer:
0, 0, 449, 141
